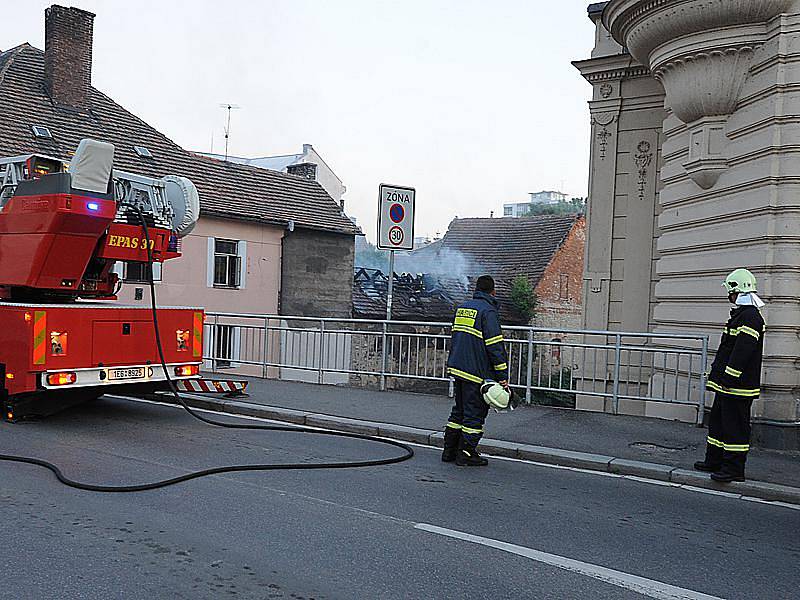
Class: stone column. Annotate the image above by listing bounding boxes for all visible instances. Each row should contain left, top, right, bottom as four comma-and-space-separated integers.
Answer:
604, 0, 800, 448
573, 5, 667, 414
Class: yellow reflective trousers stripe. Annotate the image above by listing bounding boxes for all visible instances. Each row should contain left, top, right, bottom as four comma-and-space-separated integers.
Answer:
448, 368, 483, 384
485, 335, 503, 346
708, 436, 749, 452
446, 422, 462, 430
462, 426, 483, 435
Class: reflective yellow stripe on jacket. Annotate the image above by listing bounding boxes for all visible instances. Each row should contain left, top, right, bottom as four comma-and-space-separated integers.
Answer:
724, 366, 742, 378
706, 380, 760, 397
724, 326, 761, 340
452, 325, 483, 339
448, 367, 483, 384
485, 335, 503, 346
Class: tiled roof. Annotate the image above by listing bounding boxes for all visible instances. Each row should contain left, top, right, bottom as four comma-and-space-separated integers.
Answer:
414, 214, 582, 323
0, 44, 358, 235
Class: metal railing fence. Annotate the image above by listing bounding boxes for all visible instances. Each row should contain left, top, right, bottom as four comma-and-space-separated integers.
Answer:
203, 312, 710, 425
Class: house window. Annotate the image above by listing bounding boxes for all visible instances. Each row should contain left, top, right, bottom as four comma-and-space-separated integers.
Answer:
31, 125, 53, 139
504, 206, 513, 217
124, 262, 162, 283
559, 273, 569, 300
213, 239, 242, 287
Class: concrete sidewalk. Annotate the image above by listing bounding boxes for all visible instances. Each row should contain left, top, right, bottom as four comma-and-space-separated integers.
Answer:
160, 376, 800, 504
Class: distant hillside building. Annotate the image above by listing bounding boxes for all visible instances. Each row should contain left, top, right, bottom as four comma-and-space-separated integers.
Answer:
503, 190, 570, 217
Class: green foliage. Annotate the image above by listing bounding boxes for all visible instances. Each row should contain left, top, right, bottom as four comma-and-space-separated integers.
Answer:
525, 197, 586, 216
510, 275, 537, 323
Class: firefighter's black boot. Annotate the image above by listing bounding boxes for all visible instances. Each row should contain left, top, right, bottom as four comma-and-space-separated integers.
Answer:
456, 444, 488, 467
710, 470, 745, 483
442, 427, 461, 463
694, 444, 723, 472
694, 461, 719, 472
711, 452, 746, 483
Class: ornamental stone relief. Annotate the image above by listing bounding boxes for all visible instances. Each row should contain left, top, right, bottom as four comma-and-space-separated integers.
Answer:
592, 114, 617, 161
603, 0, 793, 189
634, 141, 653, 200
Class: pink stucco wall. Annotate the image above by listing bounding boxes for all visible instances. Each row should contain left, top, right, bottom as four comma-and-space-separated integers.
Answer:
116, 216, 284, 315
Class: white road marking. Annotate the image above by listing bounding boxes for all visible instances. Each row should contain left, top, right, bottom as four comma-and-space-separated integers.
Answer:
415, 523, 724, 600
115, 395, 800, 512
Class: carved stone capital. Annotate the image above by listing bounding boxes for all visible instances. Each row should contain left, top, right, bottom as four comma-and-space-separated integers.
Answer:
602, 0, 793, 187
603, 0, 792, 67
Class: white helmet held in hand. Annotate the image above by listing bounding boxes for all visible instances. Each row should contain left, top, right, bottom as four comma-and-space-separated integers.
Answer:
481, 380, 512, 410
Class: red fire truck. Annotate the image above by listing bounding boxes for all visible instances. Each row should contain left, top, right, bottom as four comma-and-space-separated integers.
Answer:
0, 139, 203, 419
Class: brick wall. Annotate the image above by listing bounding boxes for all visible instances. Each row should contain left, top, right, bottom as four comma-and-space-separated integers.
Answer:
534, 216, 586, 330
44, 5, 94, 110
280, 228, 355, 318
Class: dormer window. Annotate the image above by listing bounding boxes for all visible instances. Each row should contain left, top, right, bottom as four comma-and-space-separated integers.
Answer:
133, 145, 153, 158
31, 125, 52, 139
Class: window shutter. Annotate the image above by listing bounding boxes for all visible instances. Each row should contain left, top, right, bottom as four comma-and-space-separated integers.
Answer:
152, 262, 163, 282
237, 240, 247, 289
207, 237, 215, 287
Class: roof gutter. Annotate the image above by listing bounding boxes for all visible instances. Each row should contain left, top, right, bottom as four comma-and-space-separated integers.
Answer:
199, 208, 360, 236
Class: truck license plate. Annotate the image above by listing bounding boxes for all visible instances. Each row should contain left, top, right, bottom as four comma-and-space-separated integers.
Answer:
108, 367, 146, 381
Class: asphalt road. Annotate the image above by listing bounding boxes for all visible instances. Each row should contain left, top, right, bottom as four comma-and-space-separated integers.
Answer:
0, 396, 798, 600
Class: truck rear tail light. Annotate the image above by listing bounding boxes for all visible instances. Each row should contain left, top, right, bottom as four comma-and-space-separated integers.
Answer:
174, 365, 199, 377
47, 372, 77, 386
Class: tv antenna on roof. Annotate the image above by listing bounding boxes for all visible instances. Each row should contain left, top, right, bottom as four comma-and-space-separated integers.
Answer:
219, 103, 241, 161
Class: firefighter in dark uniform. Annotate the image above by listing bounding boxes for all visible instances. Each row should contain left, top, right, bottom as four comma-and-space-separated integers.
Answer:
442, 275, 509, 467
695, 269, 765, 483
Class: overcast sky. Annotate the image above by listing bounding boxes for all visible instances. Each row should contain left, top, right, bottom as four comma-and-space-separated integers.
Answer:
7, 1, 596, 240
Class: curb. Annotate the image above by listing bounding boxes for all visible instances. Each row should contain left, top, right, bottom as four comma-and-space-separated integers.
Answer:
155, 393, 800, 507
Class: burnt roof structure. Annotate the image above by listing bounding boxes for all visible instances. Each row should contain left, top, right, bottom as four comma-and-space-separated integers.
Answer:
352, 268, 464, 322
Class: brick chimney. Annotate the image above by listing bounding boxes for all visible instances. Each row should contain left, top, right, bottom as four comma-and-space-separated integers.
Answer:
44, 5, 95, 110
287, 162, 318, 181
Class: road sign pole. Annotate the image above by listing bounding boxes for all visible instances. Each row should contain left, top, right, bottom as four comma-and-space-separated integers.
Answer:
386, 250, 395, 320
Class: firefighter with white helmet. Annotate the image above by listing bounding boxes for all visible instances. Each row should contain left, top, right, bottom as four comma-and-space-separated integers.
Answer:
694, 268, 765, 482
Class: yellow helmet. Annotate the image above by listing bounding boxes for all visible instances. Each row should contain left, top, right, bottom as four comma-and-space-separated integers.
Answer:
723, 268, 757, 294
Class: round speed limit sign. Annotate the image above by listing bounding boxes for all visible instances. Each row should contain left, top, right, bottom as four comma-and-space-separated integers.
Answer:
388, 226, 404, 246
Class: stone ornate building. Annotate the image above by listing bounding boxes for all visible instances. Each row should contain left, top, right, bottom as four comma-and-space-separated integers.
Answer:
575, 1, 800, 450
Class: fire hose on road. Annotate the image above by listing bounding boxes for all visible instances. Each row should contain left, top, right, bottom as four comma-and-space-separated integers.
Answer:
0, 208, 413, 492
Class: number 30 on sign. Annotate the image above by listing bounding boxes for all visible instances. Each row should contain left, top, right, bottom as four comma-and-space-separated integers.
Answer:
377, 184, 415, 251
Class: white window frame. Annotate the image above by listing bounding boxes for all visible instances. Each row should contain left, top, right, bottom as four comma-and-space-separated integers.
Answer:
208, 237, 246, 289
